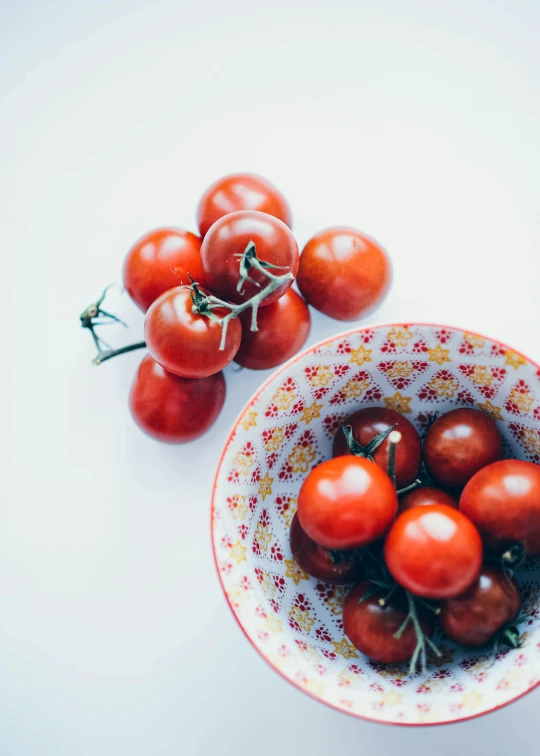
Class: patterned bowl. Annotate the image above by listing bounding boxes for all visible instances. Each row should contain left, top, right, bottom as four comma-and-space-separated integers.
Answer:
211, 323, 540, 725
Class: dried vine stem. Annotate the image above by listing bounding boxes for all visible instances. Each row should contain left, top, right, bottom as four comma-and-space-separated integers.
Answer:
395, 591, 442, 675
80, 286, 146, 365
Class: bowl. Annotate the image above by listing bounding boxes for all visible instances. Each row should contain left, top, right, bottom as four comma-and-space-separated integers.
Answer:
211, 323, 540, 725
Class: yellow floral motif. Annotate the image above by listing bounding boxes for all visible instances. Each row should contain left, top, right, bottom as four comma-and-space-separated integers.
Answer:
289, 605, 315, 633
264, 427, 285, 452
284, 558, 309, 586
470, 365, 494, 387
427, 644, 454, 667
254, 523, 272, 551
477, 400, 503, 421
228, 495, 248, 520
303, 678, 324, 696
428, 375, 459, 398
383, 392, 413, 414
230, 540, 247, 564
323, 586, 348, 616
505, 350, 526, 370
500, 669, 528, 689
372, 663, 407, 680
388, 327, 413, 347
228, 585, 249, 607
349, 345, 373, 366
332, 637, 359, 660
461, 691, 483, 710
308, 365, 334, 387
522, 428, 540, 456
304, 645, 323, 663
233, 451, 254, 476
260, 571, 276, 597
509, 386, 534, 413
342, 378, 370, 399
428, 344, 451, 366
273, 387, 296, 410
258, 472, 274, 501
278, 497, 297, 527
288, 444, 316, 473
265, 615, 282, 634
381, 690, 403, 707
239, 410, 258, 430
464, 333, 485, 348
300, 401, 323, 425
385, 361, 414, 380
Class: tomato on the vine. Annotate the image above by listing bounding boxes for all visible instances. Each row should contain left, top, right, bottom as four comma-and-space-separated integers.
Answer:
384, 504, 483, 599
201, 210, 299, 306
297, 456, 397, 550
129, 355, 226, 443
144, 286, 241, 378
460, 459, 540, 555
296, 227, 391, 320
399, 486, 457, 514
196, 173, 292, 237
123, 228, 205, 312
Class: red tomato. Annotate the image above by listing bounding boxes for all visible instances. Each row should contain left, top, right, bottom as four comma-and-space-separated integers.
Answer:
289, 514, 363, 585
399, 486, 458, 514
123, 228, 205, 312
343, 582, 435, 664
460, 459, 540, 555
423, 408, 502, 489
332, 407, 421, 488
297, 456, 398, 550
201, 210, 299, 306
296, 227, 391, 320
234, 289, 310, 370
439, 565, 520, 647
384, 504, 483, 599
197, 173, 292, 237
144, 286, 241, 378
129, 355, 225, 443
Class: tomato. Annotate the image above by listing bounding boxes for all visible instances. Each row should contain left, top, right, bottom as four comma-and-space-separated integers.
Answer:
423, 408, 502, 489
460, 459, 540, 555
196, 172, 292, 237
343, 582, 435, 664
129, 355, 225, 443
399, 486, 458, 514
289, 513, 363, 585
123, 228, 205, 312
295, 227, 391, 321
144, 286, 241, 378
332, 407, 421, 488
384, 504, 483, 599
234, 289, 310, 370
297, 456, 397, 550
439, 565, 520, 647
201, 210, 299, 306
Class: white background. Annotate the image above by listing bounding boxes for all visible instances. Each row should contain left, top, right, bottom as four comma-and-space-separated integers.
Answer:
2, 1, 540, 754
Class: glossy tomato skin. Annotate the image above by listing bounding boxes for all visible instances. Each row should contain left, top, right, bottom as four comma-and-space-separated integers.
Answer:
234, 289, 310, 370
297, 456, 398, 550
399, 486, 458, 514
343, 582, 435, 664
423, 408, 502, 490
460, 459, 540, 555
332, 407, 421, 488
144, 286, 241, 378
123, 228, 205, 312
384, 504, 483, 599
201, 210, 299, 306
129, 355, 226, 443
289, 514, 364, 585
296, 227, 391, 321
196, 173, 292, 237
439, 566, 520, 647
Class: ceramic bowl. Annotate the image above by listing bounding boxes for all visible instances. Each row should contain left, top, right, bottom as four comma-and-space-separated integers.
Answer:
211, 323, 540, 725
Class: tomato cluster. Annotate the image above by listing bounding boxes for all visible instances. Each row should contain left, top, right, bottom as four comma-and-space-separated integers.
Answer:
292, 405, 536, 671
83, 173, 391, 443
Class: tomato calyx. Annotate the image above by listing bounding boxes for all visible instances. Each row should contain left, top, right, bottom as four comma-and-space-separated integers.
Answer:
340, 421, 398, 462
493, 622, 523, 657
80, 286, 146, 365
486, 541, 527, 578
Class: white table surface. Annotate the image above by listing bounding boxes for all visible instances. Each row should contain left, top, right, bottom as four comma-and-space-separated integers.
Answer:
2, 1, 540, 753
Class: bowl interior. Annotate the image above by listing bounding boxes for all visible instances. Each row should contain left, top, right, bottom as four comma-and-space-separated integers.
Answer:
212, 324, 540, 725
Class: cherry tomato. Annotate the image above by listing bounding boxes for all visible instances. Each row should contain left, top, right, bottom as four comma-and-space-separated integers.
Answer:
460, 459, 540, 555
439, 565, 520, 647
201, 210, 299, 306
343, 582, 435, 664
423, 408, 502, 489
332, 407, 421, 488
289, 513, 363, 585
297, 456, 398, 550
123, 228, 205, 312
129, 355, 226, 443
234, 289, 310, 370
399, 486, 458, 514
384, 504, 483, 599
144, 286, 241, 378
196, 173, 292, 237
296, 227, 391, 321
